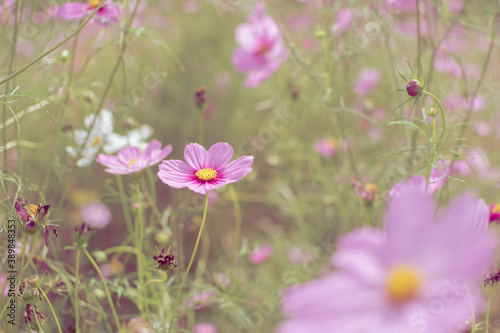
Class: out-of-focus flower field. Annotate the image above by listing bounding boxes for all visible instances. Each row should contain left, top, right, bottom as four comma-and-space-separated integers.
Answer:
1, 0, 500, 332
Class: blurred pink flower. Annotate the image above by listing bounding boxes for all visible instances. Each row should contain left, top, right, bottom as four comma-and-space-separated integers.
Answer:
389, 168, 447, 198
314, 138, 338, 158
288, 247, 314, 265
460, 95, 485, 112
80, 201, 112, 228
472, 122, 490, 137
489, 203, 500, 223
193, 323, 218, 333
232, 2, 288, 87
447, 148, 488, 176
158, 142, 253, 195
249, 243, 273, 264
185, 290, 215, 310
57, 0, 120, 24
278, 190, 496, 333
96, 139, 172, 174
332, 9, 357, 36
354, 68, 380, 95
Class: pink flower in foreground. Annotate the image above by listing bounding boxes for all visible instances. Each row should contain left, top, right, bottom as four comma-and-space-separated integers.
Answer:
158, 142, 253, 195
57, 0, 120, 23
389, 168, 447, 198
80, 201, 112, 228
249, 243, 273, 264
96, 139, 172, 174
278, 190, 496, 333
232, 2, 288, 87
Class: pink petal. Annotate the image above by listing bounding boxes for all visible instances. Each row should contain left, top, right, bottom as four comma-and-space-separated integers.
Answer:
207, 142, 233, 170
117, 146, 141, 165
184, 143, 208, 170
232, 48, 267, 72
219, 155, 253, 182
57, 3, 89, 20
158, 159, 197, 189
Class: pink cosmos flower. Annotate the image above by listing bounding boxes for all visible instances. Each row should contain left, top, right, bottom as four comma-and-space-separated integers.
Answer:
389, 168, 447, 198
314, 138, 338, 157
96, 139, 172, 174
332, 9, 358, 36
278, 190, 496, 333
57, 0, 120, 24
193, 323, 218, 333
354, 68, 380, 95
249, 243, 273, 264
231, 2, 288, 88
489, 203, 500, 223
80, 201, 112, 228
158, 142, 253, 195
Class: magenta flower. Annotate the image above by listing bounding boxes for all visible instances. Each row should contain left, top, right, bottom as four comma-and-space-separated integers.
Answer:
278, 190, 496, 333
249, 243, 273, 264
231, 2, 288, 88
158, 142, 253, 195
489, 203, 500, 223
314, 138, 338, 158
96, 139, 172, 174
57, 0, 120, 23
354, 68, 380, 95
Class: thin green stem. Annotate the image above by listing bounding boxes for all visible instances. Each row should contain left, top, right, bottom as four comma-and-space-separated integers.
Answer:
84, 249, 122, 332
116, 175, 134, 235
135, 178, 146, 316
422, 90, 446, 148
39, 288, 63, 333
144, 274, 168, 321
167, 193, 210, 333
74, 248, 81, 333
198, 113, 204, 144
33, 307, 45, 333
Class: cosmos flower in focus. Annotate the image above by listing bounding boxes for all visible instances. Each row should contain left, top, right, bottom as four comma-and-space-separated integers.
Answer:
96, 139, 172, 174
231, 2, 288, 87
57, 0, 121, 24
66, 109, 114, 167
278, 190, 496, 333
158, 142, 253, 195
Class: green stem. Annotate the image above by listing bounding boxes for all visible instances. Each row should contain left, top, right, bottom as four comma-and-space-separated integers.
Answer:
167, 193, 210, 333
33, 307, 45, 333
74, 248, 81, 333
228, 185, 241, 273
135, 178, 146, 316
116, 175, 134, 235
422, 90, 446, 148
198, 113, 204, 144
144, 274, 169, 322
84, 249, 122, 332
39, 288, 63, 333
485, 291, 492, 333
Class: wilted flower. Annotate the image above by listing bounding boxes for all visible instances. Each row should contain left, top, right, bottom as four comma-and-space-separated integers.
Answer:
195, 86, 208, 110
278, 190, 496, 333
153, 247, 178, 272
73, 223, 93, 247
24, 304, 46, 331
231, 2, 288, 87
484, 267, 500, 287
57, 0, 121, 24
96, 140, 172, 175
17, 276, 41, 305
15, 197, 57, 247
66, 109, 114, 167
158, 142, 253, 195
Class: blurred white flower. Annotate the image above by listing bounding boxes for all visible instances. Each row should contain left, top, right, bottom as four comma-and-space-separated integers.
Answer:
103, 124, 153, 154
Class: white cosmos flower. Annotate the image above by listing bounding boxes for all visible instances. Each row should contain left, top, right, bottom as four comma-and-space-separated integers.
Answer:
103, 124, 153, 154
66, 109, 114, 167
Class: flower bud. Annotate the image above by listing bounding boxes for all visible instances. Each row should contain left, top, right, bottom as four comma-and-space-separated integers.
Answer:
406, 79, 422, 97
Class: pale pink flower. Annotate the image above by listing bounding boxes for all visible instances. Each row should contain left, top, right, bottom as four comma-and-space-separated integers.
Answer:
96, 140, 172, 174
232, 2, 288, 87
389, 168, 447, 198
80, 201, 112, 228
332, 9, 357, 36
249, 243, 273, 264
193, 323, 218, 333
57, 0, 120, 24
278, 190, 496, 333
288, 247, 314, 266
354, 68, 380, 95
314, 138, 338, 158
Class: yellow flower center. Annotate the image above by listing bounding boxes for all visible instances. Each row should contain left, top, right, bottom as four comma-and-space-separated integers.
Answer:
127, 159, 137, 167
91, 137, 101, 147
195, 168, 217, 181
386, 265, 421, 302
26, 204, 38, 218
88, 0, 101, 8
365, 183, 378, 193
492, 204, 500, 214
327, 138, 338, 148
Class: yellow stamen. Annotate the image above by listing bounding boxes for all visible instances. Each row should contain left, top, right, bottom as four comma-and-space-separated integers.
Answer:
365, 183, 378, 193
492, 204, 500, 214
386, 265, 421, 302
88, 0, 101, 8
127, 159, 137, 167
26, 204, 38, 218
91, 137, 101, 147
195, 168, 217, 181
